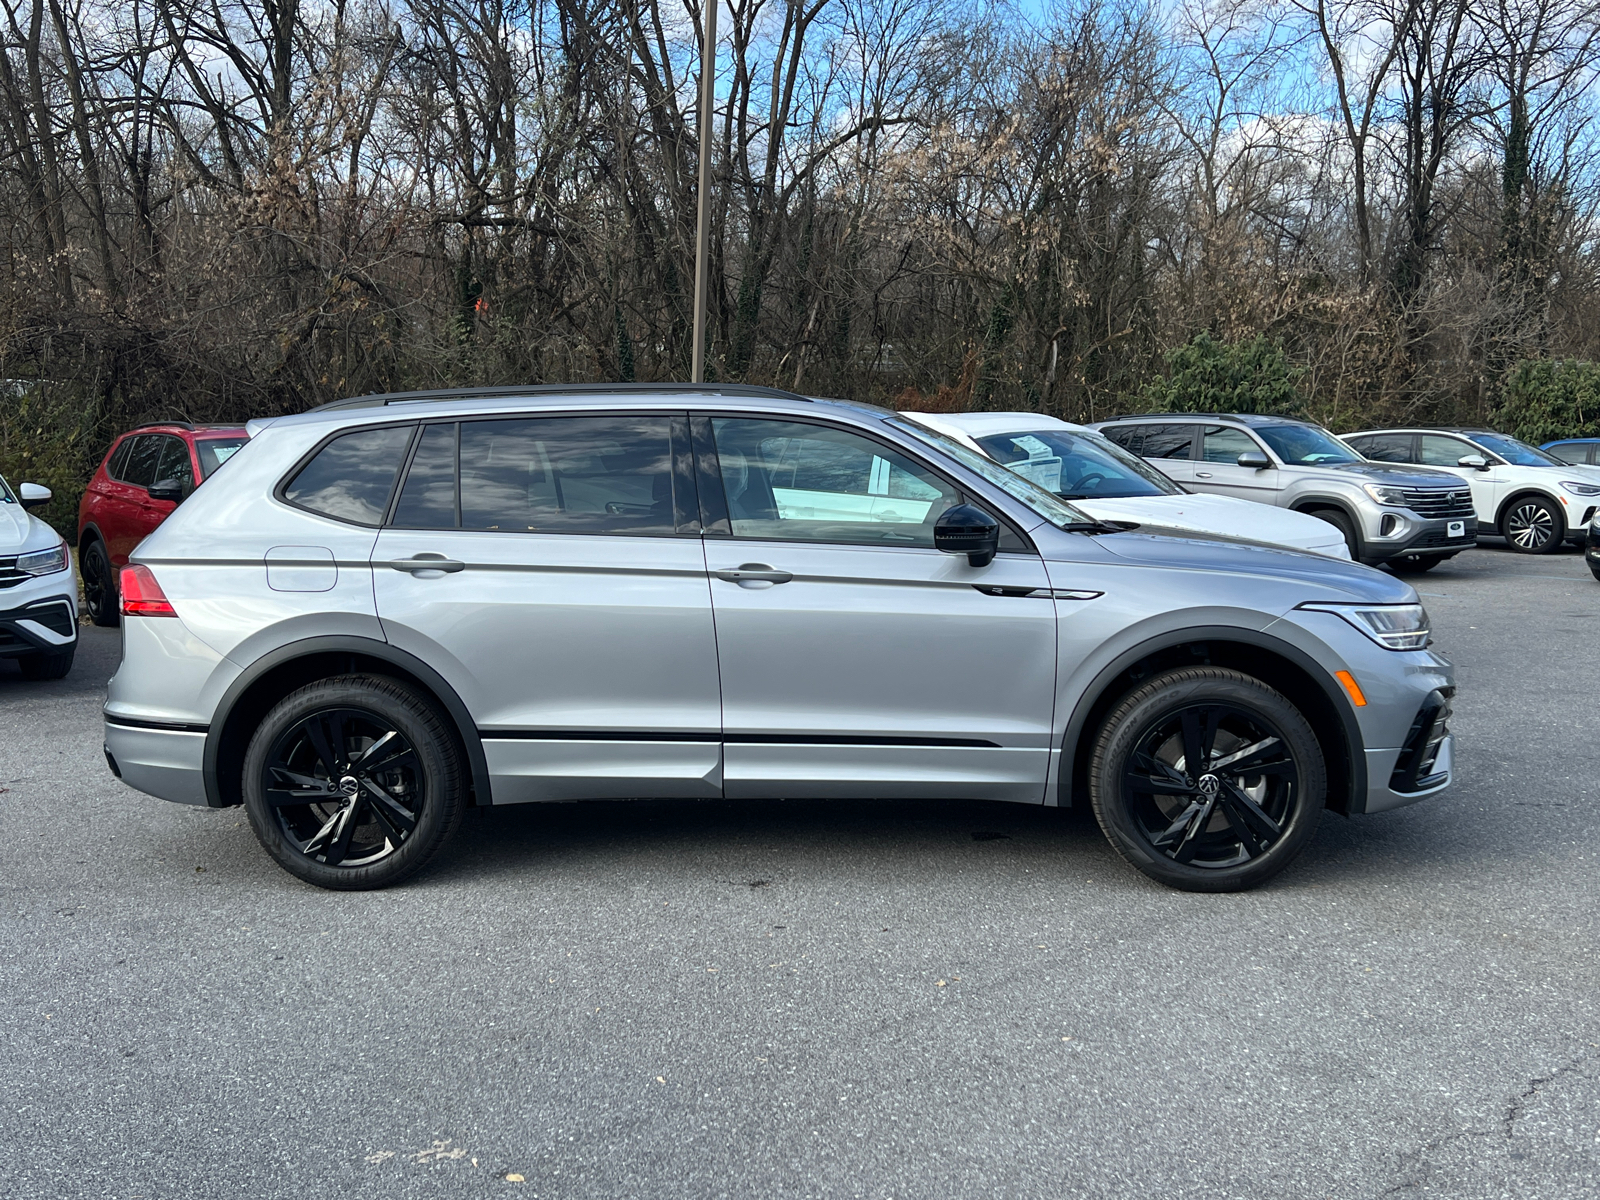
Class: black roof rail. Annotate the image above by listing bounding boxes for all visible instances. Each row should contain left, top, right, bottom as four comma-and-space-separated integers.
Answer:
129, 420, 195, 431
309, 382, 813, 413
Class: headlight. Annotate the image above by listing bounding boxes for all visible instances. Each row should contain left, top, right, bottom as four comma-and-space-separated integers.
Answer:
16, 542, 68, 575
1298, 602, 1430, 650
1559, 480, 1600, 496
1362, 484, 1409, 506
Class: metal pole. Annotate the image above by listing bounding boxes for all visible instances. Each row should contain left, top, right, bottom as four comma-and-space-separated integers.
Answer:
691, 0, 717, 383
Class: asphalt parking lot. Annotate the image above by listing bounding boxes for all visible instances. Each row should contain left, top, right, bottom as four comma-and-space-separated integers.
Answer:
2, 542, 1596, 1200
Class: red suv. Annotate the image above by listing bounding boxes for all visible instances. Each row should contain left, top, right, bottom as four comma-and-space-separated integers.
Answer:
77, 422, 248, 625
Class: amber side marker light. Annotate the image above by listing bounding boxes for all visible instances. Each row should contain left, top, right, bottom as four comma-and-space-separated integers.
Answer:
120, 564, 177, 617
1334, 669, 1367, 707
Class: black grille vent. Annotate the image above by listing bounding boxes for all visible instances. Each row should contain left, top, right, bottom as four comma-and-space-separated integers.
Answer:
1409, 526, 1477, 548
24, 602, 75, 636
1401, 488, 1474, 518
1390, 690, 1453, 793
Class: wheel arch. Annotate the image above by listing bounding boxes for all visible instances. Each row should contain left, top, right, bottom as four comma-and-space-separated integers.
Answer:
202, 635, 491, 810
1057, 626, 1364, 817
1288, 496, 1365, 558
1493, 487, 1566, 534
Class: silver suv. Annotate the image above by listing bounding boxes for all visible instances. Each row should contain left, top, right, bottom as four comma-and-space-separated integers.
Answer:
1089, 414, 1477, 570
104, 386, 1457, 893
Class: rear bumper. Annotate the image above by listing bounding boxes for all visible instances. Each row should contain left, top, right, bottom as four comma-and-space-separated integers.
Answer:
103, 716, 209, 806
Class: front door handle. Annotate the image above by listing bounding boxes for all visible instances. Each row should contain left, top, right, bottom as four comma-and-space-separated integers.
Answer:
715, 563, 793, 586
386, 554, 466, 575
1195, 471, 1214, 479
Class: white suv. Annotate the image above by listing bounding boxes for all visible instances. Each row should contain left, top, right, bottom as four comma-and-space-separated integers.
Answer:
0, 473, 77, 679
1345, 428, 1600, 554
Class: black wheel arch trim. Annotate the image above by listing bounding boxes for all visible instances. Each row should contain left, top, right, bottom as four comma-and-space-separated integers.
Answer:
1056, 624, 1368, 814
1288, 497, 1365, 557
1494, 489, 1566, 534
201, 634, 492, 809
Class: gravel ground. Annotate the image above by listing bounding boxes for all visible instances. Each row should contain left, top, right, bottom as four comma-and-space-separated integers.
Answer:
1, 542, 1596, 1200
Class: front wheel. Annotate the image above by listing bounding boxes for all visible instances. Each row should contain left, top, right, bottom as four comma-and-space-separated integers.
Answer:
1307, 509, 1360, 560
1501, 496, 1564, 553
242, 675, 466, 890
1390, 553, 1446, 573
18, 646, 75, 680
1088, 668, 1325, 892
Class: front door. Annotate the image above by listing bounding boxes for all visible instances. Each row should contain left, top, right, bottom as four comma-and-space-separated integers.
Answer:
1419, 434, 1501, 523
698, 415, 1058, 802
371, 413, 723, 803
1193, 425, 1281, 503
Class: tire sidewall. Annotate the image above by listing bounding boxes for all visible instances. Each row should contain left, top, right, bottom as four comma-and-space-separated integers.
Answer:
242, 675, 463, 890
83, 540, 119, 627
1089, 669, 1326, 892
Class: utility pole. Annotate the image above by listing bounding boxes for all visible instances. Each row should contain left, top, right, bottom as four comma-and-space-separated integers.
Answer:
691, 0, 717, 383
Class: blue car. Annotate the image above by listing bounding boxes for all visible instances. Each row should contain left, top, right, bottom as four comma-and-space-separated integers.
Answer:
1541, 438, 1600, 466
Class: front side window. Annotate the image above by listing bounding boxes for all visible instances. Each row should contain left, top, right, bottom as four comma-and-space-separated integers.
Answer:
974, 428, 1180, 498
455, 415, 677, 535
1465, 431, 1560, 467
1548, 442, 1593, 465
1201, 426, 1262, 464
122, 435, 165, 488
713, 418, 958, 546
1419, 434, 1476, 467
283, 424, 414, 525
195, 437, 247, 479
1254, 424, 1361, 466
0, 472, 14, 503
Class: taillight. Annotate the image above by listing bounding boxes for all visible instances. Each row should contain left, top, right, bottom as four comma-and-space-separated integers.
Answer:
120, 565, 177, 617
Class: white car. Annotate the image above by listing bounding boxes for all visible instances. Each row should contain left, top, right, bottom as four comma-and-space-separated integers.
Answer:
0, 473, 77, 679
1344, 427, 1600, 554
902, 412, 1352, 558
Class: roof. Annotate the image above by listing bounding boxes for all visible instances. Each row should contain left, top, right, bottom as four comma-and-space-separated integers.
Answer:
310, 382, 815, 413
123, 422, 248, 435
1096, 412, 1316, 428
907, 411, 1090, 437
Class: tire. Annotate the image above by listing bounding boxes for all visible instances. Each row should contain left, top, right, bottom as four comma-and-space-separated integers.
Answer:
81, 539, 119, 627
1307, 508, 1360, 560
242, 674, 466, 890
1390, 553, 1445, 573
1501, 495, 1564, 554
17, 645, 75, 680
1590, 565, 1600, 583
1088, 667, 1326, 892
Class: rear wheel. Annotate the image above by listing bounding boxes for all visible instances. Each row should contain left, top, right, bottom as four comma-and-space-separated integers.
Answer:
1307, 508, 1360, 560
1501, 495, 1563, 553
17, 646, 75, 680
242, 675, 465, 890
81, 540, 118, 627
1088, 668, 1325, 892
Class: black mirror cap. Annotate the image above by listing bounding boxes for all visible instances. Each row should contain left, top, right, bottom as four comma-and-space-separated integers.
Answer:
934, 503, 1001, 567
1236, 451, 1272, 469
148, 478, 185, 503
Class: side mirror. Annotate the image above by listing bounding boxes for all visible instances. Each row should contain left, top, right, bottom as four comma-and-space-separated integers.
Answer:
147, 477, 185, 503
18, 482, 51, 510
1236, 451, 1272, 470
1457, 454, 1489, 471
934, 503, 1001, 568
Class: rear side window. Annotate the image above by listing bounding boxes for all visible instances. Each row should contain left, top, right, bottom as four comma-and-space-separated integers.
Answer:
122, 436, 165, 488
106, 437, 134, 480
283, 425, 415, 525
155, 436, 194, 489
392, 422, 458, 528
1352, 433, 1415, 463
1546, 442, 1591, 465
1141, 424, 1198, 460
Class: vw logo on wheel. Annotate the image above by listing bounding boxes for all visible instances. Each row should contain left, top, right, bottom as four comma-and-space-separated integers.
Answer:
338, 775, 361, 798
1197, 773, 1222, 797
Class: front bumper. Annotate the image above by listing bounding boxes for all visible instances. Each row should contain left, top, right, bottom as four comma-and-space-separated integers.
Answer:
0, 589, 78, 659
1365, 513, 1478, 561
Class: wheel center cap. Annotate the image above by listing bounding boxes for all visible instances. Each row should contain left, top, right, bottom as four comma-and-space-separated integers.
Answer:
338, 775, 361, 798
1197, 773, 1221, 797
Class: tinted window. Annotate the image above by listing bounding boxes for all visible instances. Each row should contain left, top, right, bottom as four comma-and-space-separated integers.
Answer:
973, 428, 1180, 498
1141, 424, 1198, 459
1201, 426, 1261, 464
1353, 433, 1415, 463
155, 436, 194, 489
392, 423, 458, 528
106, 437, 134, 480
458, 415, 676, 535
713, 418, 959, 546
1465, 431, 1560, 466
1419, 435, 1475, 467
284, 424, 414, 525
1254, 425, 1361, 465
195, 437, 247, 479
122, 435, 165, 488
1544, 442, 1586, 464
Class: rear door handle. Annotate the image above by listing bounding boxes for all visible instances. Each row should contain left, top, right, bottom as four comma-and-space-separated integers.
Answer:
386, 554, 466, 575
715, 563, 793, 585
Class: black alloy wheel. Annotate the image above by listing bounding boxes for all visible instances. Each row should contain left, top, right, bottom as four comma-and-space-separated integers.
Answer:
1089, 668, 1325, 892
242, 675, 464, 889
81, 540, 119, 626
1501, 496, 1563, 554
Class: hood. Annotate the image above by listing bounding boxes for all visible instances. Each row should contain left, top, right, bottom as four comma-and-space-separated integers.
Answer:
1087, 524, 1416, 603
1076, 492, 1346, 553
1311, 461, 1464, 487
0, 500, 64, 555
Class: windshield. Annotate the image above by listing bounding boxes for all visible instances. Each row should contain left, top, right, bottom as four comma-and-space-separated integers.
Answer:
1255, 424, 1363, 466
1465, 431, 1561, 467
890, 418, 1092, 528
972, 428, 1182, 499
195, 437, 248, 479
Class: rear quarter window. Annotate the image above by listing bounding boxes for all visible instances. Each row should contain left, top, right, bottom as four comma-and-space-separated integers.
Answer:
282, 425, 415, 525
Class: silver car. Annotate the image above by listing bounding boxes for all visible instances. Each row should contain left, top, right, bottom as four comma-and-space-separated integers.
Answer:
104, 386, 1456, 893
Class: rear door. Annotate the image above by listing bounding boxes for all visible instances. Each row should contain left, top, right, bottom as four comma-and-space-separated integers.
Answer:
1192, 425, 1279, 503
105, 435, 167, 563
1134, 423, 1200, 488
698, 414, 1058, 803
370, 412, 723, 804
